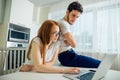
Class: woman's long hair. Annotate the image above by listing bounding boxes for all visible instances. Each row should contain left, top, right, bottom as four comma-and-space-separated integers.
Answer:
27, 20, 60, 64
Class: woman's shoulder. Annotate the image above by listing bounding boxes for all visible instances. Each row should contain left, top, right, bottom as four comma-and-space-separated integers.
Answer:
33, 37, 40, 40
32, 37, 41, 45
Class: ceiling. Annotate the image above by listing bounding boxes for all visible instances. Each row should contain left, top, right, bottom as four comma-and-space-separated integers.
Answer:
28, 0, 66, 7
28, 0, 110, 7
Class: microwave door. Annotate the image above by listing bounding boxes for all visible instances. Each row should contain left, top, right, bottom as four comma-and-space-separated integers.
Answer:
9, 30, 28, 42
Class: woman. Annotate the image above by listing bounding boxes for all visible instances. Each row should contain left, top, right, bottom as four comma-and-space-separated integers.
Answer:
20, 20, 80, 74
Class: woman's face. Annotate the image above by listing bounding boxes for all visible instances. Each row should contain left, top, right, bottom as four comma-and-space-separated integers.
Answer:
50, 25, 60, 42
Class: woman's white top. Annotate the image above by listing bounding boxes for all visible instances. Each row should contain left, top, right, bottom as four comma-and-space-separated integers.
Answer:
25, 37, 60, 65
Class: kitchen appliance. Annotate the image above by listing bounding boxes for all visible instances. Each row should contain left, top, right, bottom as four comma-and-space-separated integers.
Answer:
7, 23, 30, 47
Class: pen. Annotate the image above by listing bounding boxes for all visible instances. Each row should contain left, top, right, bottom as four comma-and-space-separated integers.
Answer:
89, 70, 96, 72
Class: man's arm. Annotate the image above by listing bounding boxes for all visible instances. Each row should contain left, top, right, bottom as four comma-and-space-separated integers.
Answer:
63, 32, 76, 48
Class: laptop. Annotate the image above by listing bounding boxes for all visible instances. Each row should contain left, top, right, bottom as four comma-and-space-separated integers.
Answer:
63, 53, 117, 80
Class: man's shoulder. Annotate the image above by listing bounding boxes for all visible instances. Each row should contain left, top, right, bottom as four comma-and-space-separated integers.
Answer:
58, 19, 70, 27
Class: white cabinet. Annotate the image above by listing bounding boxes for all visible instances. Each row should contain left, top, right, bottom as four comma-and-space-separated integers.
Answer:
10, 0, 33, 28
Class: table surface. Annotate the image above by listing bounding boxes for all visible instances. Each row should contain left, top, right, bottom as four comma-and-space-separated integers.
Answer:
0, 69, 120, 80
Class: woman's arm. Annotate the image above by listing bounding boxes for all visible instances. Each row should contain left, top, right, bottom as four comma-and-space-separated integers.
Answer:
34, 65, 80, 73
31, 42, 62, 73
31, 42, 80, 73
44, 48, 59, 66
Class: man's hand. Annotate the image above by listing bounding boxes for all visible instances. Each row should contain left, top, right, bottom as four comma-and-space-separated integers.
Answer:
63, 32, 76, 48
64, 40, 70, 46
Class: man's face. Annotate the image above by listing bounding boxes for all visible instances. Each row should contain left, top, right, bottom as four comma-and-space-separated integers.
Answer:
67, 10, 80, 25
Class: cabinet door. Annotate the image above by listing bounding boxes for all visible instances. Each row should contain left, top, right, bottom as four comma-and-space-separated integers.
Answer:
10, 0, 33, 27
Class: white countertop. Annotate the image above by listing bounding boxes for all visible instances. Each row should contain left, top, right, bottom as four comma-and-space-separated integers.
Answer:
0, 69, 120, 80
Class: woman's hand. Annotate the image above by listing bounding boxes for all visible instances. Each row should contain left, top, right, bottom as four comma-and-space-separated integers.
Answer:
64, 67, 80, 74
20, 64, 33, 72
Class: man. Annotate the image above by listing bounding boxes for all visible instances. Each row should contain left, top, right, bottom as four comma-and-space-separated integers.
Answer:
58, 1, 101, 68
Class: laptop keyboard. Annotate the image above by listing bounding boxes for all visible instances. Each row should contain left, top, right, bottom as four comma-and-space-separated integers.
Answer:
76, 71, 95, 80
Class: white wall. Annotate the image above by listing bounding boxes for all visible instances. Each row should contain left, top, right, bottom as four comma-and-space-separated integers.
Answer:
30, 6, 50, 40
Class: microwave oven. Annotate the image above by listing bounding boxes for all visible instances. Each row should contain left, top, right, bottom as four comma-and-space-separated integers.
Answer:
8, 23, 30, 43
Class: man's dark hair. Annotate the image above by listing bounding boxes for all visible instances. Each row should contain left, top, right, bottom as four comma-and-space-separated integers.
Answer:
67, 1, 83, 13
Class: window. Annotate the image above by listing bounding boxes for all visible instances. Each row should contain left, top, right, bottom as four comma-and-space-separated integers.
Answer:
71, 11, 93, 51
49, 1, 120, 53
